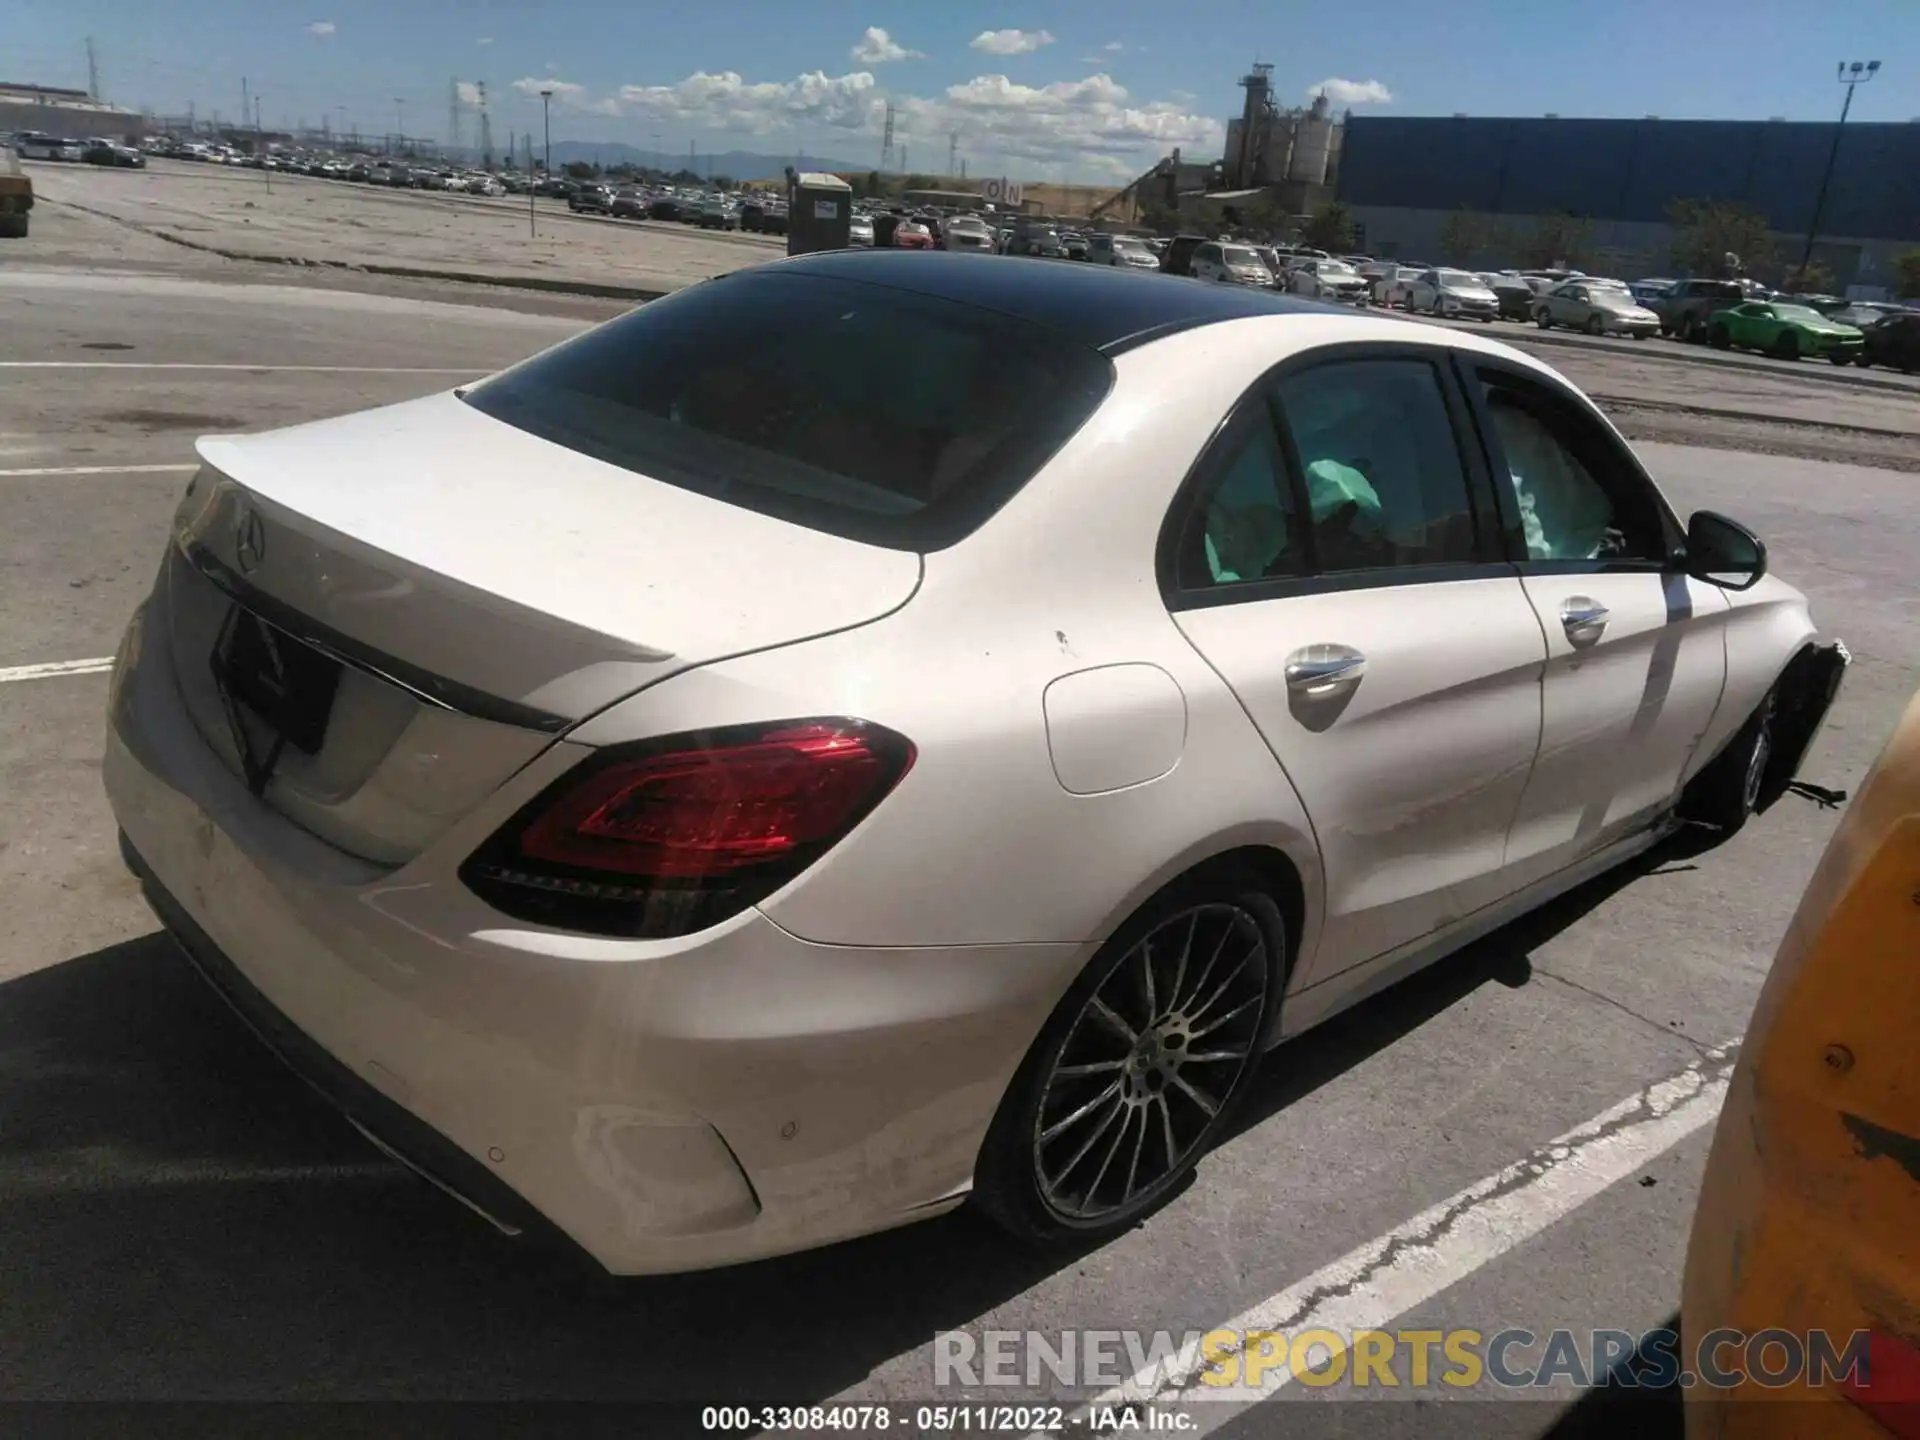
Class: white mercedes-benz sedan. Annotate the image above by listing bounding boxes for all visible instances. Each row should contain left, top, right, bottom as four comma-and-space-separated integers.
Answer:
105, 252, 1847, 1274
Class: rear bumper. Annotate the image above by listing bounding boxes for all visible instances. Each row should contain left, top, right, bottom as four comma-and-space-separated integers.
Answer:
102, 602, 1082, 1274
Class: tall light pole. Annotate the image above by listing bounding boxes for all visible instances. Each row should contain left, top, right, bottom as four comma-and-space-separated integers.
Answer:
1798, 59, 1881, 280
394, 96, 405, 155
540, 88, 554, 180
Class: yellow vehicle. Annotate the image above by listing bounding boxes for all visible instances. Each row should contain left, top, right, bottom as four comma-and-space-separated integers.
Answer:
1684, 685, 1920, 1437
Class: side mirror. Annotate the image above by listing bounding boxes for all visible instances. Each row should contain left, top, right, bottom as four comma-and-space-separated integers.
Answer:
1682, 510, 1767, 591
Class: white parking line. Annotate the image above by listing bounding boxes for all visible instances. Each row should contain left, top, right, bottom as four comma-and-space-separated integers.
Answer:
1056, 1041, 1739, 1429
0, 463, 197, 478
0, 657, 115, 684
0, 362, 482, 373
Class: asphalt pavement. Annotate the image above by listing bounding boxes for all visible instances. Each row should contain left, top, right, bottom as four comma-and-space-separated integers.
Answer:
0, 266, 1914, 1434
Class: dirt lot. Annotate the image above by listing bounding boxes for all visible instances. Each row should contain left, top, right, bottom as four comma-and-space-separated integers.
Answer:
22, 156, 783, 295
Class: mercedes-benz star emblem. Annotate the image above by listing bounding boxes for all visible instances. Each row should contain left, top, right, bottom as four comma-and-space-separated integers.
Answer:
234, 506, 267, 576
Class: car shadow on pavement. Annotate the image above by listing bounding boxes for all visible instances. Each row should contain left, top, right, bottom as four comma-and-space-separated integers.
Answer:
1220, 827, 1718, 1150
0, 928, 1096, 1403
0, 831, 1726, 1405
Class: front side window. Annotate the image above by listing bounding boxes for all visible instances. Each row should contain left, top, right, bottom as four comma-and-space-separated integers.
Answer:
1473, 370, 1670, 564
463, 271, 1112, 550
1271, 359, 1481, 573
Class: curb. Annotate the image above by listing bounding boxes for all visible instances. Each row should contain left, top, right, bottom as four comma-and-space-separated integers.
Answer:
1442, 315, 1919, 398
1591, 393, 1919, 441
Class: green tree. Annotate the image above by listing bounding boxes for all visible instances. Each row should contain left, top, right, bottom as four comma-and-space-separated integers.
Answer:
1895, 251, 1920, 300
1516, 211, 1594, 269
1666, 198, 1773, 279
1439, 205, 1493, 266
1779, 260, 1836, 295
712, 174, 734, 191
671, 167, 701, 185
562, 160, 596, 181
1301, 201, 1356, 252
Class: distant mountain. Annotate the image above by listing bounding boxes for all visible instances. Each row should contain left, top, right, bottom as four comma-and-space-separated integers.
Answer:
484, 139, 871, 179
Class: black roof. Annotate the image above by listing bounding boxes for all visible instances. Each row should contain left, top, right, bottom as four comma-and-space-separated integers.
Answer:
770, 249, 1336, 354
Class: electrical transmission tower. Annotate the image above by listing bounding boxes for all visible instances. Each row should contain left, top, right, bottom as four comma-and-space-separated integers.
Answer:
85, 37, 100, 101
477, 82, 492, 169
948, 131, 958, 178
449, 78, 464, 153
879, 101, 895, 172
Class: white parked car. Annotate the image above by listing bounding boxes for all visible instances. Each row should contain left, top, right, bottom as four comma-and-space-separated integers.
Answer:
849, 215, 874, 247
1086, 233, 1159, 270
1371, 265, 1425, 308
1406, 268, 1501, 321
105, 254, 1846, 1274
1287, 259, 1371, 305
940, 215, 996, 253
14, 131, 85, 162
1190, 241, 1274, 287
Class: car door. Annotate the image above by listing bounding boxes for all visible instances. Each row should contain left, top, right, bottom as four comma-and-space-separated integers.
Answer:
1192, 243, 1221, 280
1456, 356, 1729, 891
1167, 344, 1550, 983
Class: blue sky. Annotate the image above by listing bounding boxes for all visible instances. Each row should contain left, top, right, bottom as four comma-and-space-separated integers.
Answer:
7, 0, 1916, 180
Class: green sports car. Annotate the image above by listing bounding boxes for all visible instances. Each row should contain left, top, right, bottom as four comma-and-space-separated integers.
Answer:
1707, 301, 1866, 365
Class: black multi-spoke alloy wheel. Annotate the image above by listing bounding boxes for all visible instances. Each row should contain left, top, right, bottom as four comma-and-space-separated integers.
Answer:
973, 866, 1285, 1244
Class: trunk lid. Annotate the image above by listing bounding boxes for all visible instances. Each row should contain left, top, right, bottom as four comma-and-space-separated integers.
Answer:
165, 391, 921, 864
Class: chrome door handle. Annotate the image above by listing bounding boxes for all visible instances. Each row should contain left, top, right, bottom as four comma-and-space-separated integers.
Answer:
1285, 644, 1368, 692
1560, 596, 1610, 640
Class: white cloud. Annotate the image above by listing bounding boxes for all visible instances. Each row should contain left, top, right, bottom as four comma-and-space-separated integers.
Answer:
587, 62, 1216, 177
618, 70, 880, 134
851, 27, 922, 64
1104, 40, 1125, 52
1306, 76, 1393, 105
897, 71, 1221, 171
971, 28, 1055, 56
305, 20, 335, 37
456, 81, 482, 106
512, 77, 588, 105
477, 36, 494, 46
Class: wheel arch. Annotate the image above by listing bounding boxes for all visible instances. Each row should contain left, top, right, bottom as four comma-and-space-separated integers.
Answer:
1080, 832, 1318, 1034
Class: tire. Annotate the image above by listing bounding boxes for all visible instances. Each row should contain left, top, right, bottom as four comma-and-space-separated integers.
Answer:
0, 213, 26, 239
1708, 325, 1731, 350
971, 863, 1286, 1246
1585, 313, 1605, 336
1535, 310, 1552, 329
1684, 316, 1704, 344
1828, 353, 1852, 367
1680, 689, 1776, 836
1773, 332, 1799, 361
1855, 357, 1872, 368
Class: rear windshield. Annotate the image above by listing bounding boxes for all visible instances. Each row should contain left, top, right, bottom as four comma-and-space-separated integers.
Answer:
462, 270, 1114, 551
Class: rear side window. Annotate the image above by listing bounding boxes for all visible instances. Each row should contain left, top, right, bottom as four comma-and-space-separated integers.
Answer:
1271, 360, 1480, 572
463, 272, 1113, 551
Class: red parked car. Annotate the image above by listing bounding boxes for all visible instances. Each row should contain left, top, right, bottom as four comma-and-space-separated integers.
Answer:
893, 220, 934, 250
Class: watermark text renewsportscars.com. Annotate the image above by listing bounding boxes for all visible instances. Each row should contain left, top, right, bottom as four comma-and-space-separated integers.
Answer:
933, 1326, 1872, 1394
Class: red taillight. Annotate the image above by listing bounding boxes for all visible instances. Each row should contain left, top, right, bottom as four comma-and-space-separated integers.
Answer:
519, 722, 907, 879
464, 719, 914, 936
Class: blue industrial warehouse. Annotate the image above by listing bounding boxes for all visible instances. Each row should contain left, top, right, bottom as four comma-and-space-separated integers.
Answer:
1334, 115, 1920, 291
